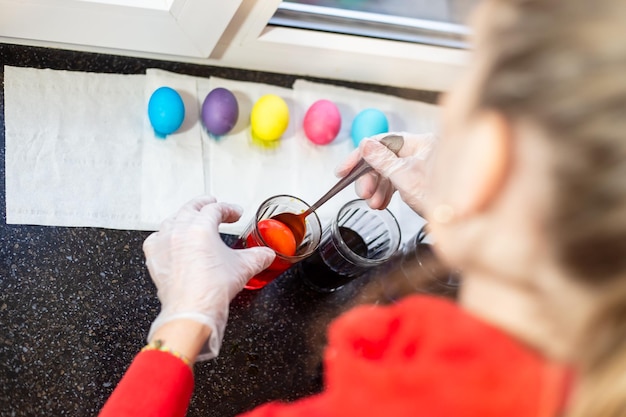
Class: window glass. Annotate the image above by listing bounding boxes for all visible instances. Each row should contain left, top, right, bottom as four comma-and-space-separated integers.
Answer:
270, 0, 479, 48
282, 0, 476, 24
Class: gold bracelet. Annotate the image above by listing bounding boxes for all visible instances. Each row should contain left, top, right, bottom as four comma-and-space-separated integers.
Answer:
141, 339, 192, 368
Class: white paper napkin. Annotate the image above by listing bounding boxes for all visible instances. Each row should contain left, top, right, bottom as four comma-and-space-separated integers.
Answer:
4, 66, 150, 230
199, 77, 438, 239
140, 69, 205, 227
198, 77, 301, 235
291, 80, 439, 242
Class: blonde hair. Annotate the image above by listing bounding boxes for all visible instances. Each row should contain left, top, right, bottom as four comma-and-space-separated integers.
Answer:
474, 0, 626, 415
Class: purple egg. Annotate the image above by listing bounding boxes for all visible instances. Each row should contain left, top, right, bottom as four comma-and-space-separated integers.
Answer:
201, 88, 239, 136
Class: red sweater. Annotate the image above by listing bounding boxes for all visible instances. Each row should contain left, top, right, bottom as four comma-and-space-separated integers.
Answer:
99, 296, 569, 417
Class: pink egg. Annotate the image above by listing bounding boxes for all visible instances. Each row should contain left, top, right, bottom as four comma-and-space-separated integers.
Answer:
303, 99, 341, 145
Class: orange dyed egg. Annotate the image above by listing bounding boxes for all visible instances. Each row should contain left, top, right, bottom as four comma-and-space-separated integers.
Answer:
250, 219, 297, 256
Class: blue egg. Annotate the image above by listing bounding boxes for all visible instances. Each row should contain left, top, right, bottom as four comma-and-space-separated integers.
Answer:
148, 87, 185, 138
350, 108, 389, 147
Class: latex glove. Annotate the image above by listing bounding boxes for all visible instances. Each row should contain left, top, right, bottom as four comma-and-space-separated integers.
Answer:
143, 196, 275, 361
335, 132, 437, 213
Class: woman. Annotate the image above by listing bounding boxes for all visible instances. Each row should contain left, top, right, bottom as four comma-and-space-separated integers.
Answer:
99, 0, 626, 416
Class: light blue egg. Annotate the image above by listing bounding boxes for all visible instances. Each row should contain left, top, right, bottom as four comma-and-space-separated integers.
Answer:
350, 108, 389, 147
148, 87, 185, 139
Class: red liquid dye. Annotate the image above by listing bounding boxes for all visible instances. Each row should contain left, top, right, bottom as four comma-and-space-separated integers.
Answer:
237, 218, 297, 290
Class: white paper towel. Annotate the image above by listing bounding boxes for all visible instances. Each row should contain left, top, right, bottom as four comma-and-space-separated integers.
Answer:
4, 66, 150, 230
140, 69, 205, 227
201, 77, 438, 240
198, 77, 302, 235
291, 80, 439, 241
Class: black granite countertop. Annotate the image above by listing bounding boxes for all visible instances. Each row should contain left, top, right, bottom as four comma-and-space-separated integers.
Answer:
0, 43, 450, 417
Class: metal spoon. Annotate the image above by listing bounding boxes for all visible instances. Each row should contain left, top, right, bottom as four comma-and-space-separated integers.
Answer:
272, 134, 405, 246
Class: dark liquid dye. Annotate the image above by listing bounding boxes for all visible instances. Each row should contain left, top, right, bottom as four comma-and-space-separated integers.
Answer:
301, 226, 368, 292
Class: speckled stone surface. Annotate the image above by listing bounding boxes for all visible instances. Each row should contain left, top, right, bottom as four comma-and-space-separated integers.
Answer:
0, 43, 445, 417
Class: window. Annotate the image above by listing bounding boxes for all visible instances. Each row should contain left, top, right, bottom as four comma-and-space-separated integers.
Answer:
0, 0, 474, 90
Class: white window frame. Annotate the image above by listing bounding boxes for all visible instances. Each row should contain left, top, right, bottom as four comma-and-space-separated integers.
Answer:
0, 0, 469, 91
0, 0, 243, 57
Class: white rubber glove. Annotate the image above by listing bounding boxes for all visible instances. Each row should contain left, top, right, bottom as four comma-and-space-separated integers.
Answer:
335, 132, 437, 213
143, 196, 275, 361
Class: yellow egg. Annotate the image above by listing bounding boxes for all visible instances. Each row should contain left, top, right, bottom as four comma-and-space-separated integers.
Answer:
250, 94, 290, 141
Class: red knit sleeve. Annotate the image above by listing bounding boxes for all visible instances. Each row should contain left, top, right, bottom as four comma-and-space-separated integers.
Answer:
240, 295, 569, 417
99, 350, 194, 417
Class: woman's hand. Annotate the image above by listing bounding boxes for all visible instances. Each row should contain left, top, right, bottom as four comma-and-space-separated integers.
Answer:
143, 196, 275, 361
335, 132, 437, 213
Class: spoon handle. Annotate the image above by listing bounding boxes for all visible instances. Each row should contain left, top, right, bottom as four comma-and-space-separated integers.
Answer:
305, 134, 404, 215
